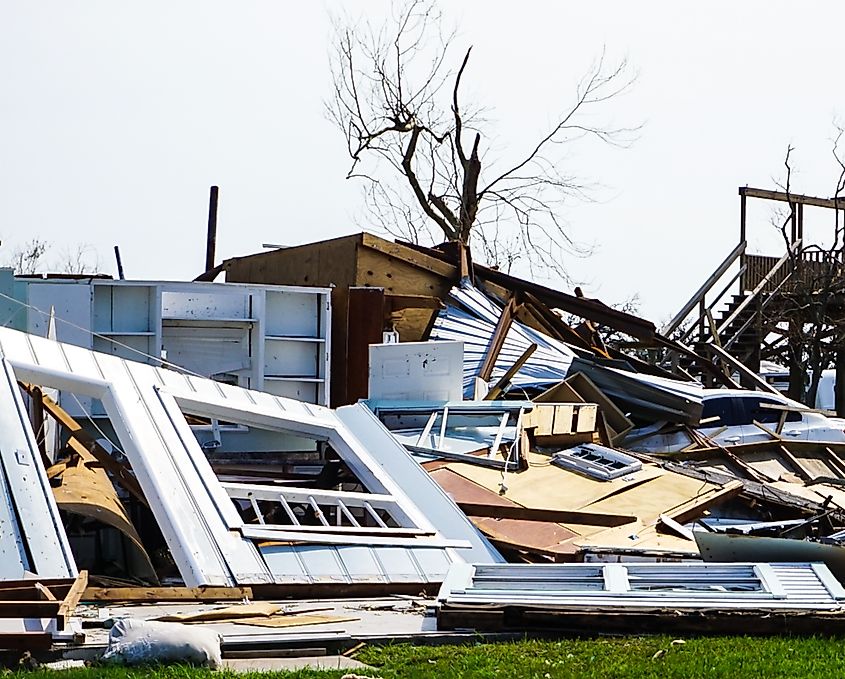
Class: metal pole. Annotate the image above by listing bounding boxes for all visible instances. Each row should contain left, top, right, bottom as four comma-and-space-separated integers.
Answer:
113, 246, 125, 280
205, 185, 219, 272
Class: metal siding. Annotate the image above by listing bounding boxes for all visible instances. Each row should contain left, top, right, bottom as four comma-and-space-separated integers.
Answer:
429, 282, 575, 397
439, 562, 845, 610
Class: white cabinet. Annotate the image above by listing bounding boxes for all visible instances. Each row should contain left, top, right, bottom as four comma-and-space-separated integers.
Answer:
21, 279, 331, 411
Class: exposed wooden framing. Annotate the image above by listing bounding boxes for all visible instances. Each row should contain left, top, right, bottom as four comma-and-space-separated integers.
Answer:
478, 296, 518, 382
456, 502, 637, 527
484, 343, 538, 401
740, 186, 845, 211
519, 291, 596, 351
651, 335, 742, 389
19, 383, 149, 507
658, 514, 695, 541
776, 444, 813, 482
0, 572, 87, 632
473, 263, 657, 340
364, 234, 459, 279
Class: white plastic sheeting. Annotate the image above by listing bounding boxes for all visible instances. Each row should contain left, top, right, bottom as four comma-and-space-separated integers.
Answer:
0, 326, 500, 587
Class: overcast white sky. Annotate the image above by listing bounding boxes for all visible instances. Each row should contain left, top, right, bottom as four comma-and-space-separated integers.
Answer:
1, 2, 843, 322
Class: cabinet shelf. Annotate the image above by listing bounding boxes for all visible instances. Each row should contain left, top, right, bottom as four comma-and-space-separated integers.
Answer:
95, 331, 156, 336
264, 376, 325, 383
265, 335, 325, 343
163, 317, 258, 324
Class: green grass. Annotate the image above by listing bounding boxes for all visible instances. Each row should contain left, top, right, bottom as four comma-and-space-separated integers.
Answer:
16, 636, 845, 678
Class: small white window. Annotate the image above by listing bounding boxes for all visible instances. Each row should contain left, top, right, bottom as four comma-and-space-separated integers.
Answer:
552, 443, 641, 480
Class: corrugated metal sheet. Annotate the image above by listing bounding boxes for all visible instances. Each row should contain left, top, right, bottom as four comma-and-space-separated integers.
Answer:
429, 282, 575, 397
438, 562, 845, 610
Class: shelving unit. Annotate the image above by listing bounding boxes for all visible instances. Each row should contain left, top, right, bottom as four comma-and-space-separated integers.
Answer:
259, 287, 330, 405
21, 279, 332, 413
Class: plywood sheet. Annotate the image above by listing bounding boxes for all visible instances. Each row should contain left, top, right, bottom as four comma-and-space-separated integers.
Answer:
444, 452, 663, 511
430, 468, 578, 554
582, 474, 722, 524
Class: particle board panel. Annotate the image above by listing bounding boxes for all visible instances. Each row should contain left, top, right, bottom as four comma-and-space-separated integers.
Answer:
444, 453, 664, 512
581, 473, 724, 524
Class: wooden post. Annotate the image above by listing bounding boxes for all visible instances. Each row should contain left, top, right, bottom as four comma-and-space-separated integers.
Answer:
346, 287, 387, 403
790, 202, 797, 245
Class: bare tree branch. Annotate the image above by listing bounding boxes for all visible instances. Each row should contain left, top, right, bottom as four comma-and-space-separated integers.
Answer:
326, 0, 637, 277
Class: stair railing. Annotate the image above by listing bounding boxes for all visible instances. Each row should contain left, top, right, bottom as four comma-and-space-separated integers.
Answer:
661, 241, 747, 341
715, 240, 801, 340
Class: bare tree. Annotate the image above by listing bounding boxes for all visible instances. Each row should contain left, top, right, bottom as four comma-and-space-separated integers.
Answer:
327, 0, 638, 276
4, 239, 100, 276
759, 131, 845, 405
56, 243, 100, 275
7, 238, 49, 275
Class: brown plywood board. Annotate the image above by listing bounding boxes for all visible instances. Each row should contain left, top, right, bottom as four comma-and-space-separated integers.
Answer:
157, 602, 282, 622
443, 452, 663, 511
580, 474, 723, 525
430, 468, 579, 554
233, 613, 359, 628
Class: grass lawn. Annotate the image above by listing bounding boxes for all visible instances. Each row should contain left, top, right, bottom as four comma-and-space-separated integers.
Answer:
17, 636, 845, 678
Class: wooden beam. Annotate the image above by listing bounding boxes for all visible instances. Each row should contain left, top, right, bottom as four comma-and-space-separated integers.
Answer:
82, 586, 254, 602
703, 344, 781, 395
34, 583, 57, 601
0, 632, 53, 651
740, 186, 845, 211
363, 234, 459, 279
484, 343, 537, 401
478, 296, 517, 382
57, 570, 88, 630
457, 502, 637, 527
0, 602, 60, 618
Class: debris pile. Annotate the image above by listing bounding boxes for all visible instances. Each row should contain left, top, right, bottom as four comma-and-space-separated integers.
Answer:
5, 195, 845, 659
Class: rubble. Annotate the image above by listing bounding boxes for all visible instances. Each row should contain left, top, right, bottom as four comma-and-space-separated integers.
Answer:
4, 196, 845, 658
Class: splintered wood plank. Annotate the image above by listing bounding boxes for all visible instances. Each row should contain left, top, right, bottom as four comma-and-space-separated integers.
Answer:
82, 586, 254, 602
57, 570, 88, 630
